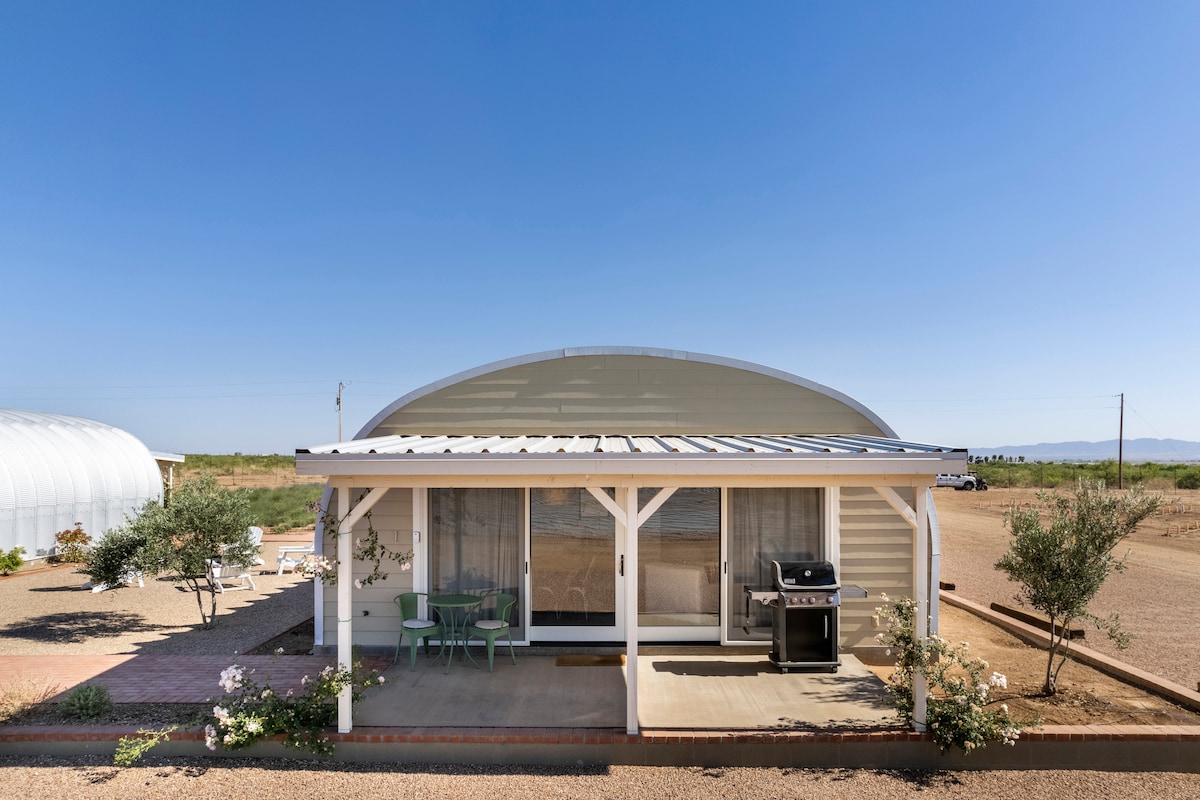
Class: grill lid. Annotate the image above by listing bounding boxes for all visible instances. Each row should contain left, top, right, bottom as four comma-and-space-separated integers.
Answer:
772, 560, 839, 591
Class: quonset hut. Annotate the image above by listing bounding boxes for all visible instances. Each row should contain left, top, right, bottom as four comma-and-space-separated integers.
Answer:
295, 346, 966, 734
0, 410, 170, 562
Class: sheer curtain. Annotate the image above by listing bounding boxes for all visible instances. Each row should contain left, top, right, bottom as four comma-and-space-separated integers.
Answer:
429, 488, 522, 633
727, 487, 823, 640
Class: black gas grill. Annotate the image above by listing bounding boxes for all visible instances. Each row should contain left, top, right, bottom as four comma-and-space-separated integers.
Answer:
747, 560, 866, 673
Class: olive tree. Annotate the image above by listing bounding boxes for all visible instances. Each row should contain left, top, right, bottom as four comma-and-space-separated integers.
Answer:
995, 480, 1160, 695
86, 473, 257, 629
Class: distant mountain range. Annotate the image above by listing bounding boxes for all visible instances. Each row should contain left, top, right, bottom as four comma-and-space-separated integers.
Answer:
971, 438, 1200, 462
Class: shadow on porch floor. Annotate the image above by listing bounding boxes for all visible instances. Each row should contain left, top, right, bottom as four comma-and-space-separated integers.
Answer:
354, 648, 895, 730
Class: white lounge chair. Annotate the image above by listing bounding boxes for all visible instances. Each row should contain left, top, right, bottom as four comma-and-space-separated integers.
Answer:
248, 526, 267, 566
207, 556, 255, 592
277, 545, 315, 575
85, 570, 144, 593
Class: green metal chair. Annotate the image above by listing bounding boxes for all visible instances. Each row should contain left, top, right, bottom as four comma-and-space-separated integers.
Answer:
465, 592, 518, 672
393, 592, 445, 671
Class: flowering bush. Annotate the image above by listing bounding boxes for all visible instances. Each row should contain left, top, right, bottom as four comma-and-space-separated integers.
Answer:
875, 594, 1024, 754
306, 498, 413, 588
203, 653, 385, 756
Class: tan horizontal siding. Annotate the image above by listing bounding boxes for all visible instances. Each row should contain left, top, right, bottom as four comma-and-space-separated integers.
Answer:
839, 487, 914, 651
322, 489, 415, 646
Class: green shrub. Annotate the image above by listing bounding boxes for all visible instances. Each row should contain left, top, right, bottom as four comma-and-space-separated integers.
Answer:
245, 484, 324, 532
83, 528, 149, 587
0, 547, 25, 575
183, 454, 296, 474
60, 684, 113, 720
114, 726, 176, 767
53, 523, 92, 563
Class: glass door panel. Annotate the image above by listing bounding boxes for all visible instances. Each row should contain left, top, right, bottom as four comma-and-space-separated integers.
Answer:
638, 488, 720, 638
528, 488, 620, 640
429, 488, 524, 641
725, 487, 822, 643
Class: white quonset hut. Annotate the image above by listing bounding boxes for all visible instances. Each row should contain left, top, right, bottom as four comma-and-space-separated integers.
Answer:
295, 347, 966, 733
0, 410, 168, 561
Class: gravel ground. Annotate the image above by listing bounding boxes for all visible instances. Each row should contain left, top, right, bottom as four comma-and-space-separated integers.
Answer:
0, 757, 1198, 799
0, 541, 314, 657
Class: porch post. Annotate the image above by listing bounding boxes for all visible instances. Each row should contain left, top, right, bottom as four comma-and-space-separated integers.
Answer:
623, 485, 639, 735
914, 489, 930, 732
336, 485, 353, 733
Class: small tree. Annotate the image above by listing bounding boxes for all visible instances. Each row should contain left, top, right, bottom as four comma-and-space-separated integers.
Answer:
995, 479, 1160, 694
86, 473, 257, 629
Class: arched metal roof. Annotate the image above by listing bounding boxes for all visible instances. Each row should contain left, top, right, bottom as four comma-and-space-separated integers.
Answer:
0, 410, 164, 559
357, 346, 899, 440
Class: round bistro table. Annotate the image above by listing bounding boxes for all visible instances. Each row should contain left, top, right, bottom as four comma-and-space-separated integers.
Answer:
426, 594, 483, 671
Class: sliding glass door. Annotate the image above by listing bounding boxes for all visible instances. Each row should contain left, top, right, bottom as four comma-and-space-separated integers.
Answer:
725, 487, 823, 643
527, 488, 621, 641
638, 487, 721, 640
429, 488, 524, 641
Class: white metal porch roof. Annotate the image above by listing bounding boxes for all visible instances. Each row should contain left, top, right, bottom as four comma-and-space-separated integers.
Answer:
296, 434, 966, 480
301, 433, 959, 456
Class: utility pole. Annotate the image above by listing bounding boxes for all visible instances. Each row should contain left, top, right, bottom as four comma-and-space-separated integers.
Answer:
1118, 392, 1124, 490
337, 381, 346, 441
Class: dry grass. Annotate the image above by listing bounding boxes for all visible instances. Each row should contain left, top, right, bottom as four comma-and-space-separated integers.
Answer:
0, 673, 60, 723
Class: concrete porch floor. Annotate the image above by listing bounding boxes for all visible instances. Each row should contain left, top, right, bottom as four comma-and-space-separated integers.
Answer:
355, 647, 895, 731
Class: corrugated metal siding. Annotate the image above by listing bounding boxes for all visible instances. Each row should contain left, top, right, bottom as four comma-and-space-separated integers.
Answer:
838, 486, 915, 651
0, 410, 164, 559
321, 488, 415, 649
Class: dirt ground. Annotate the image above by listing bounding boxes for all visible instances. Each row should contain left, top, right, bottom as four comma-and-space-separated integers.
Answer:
930, 486, 1200, 725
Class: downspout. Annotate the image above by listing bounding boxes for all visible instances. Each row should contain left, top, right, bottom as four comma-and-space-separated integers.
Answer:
926, 488, 942, 636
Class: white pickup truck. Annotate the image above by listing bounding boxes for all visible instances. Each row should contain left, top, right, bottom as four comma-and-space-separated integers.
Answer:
936, 473, 988, 491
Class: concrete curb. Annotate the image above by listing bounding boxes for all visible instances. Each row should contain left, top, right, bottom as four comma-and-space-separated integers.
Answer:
4, 723, 1200, 769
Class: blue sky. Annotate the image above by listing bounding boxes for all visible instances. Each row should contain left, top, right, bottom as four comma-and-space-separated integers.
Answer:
2, 2, 1197, 455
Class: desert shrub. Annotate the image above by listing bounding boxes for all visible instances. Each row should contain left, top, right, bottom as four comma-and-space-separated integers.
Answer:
183, 454, 296, 475
84, 528, 149, 586
0, 674, 58, 723
0, 546, 25, 575
114, 726, 176, 767
60, 684, 113, 720
1177, 469, 1200, 490
245, 484, 324, 532
53, 522, 92, 563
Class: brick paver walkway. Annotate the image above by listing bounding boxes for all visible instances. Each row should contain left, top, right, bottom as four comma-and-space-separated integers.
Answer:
0, 654, 392, 704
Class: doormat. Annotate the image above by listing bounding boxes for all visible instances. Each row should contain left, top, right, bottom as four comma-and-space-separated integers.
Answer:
555, 654, 626, 667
